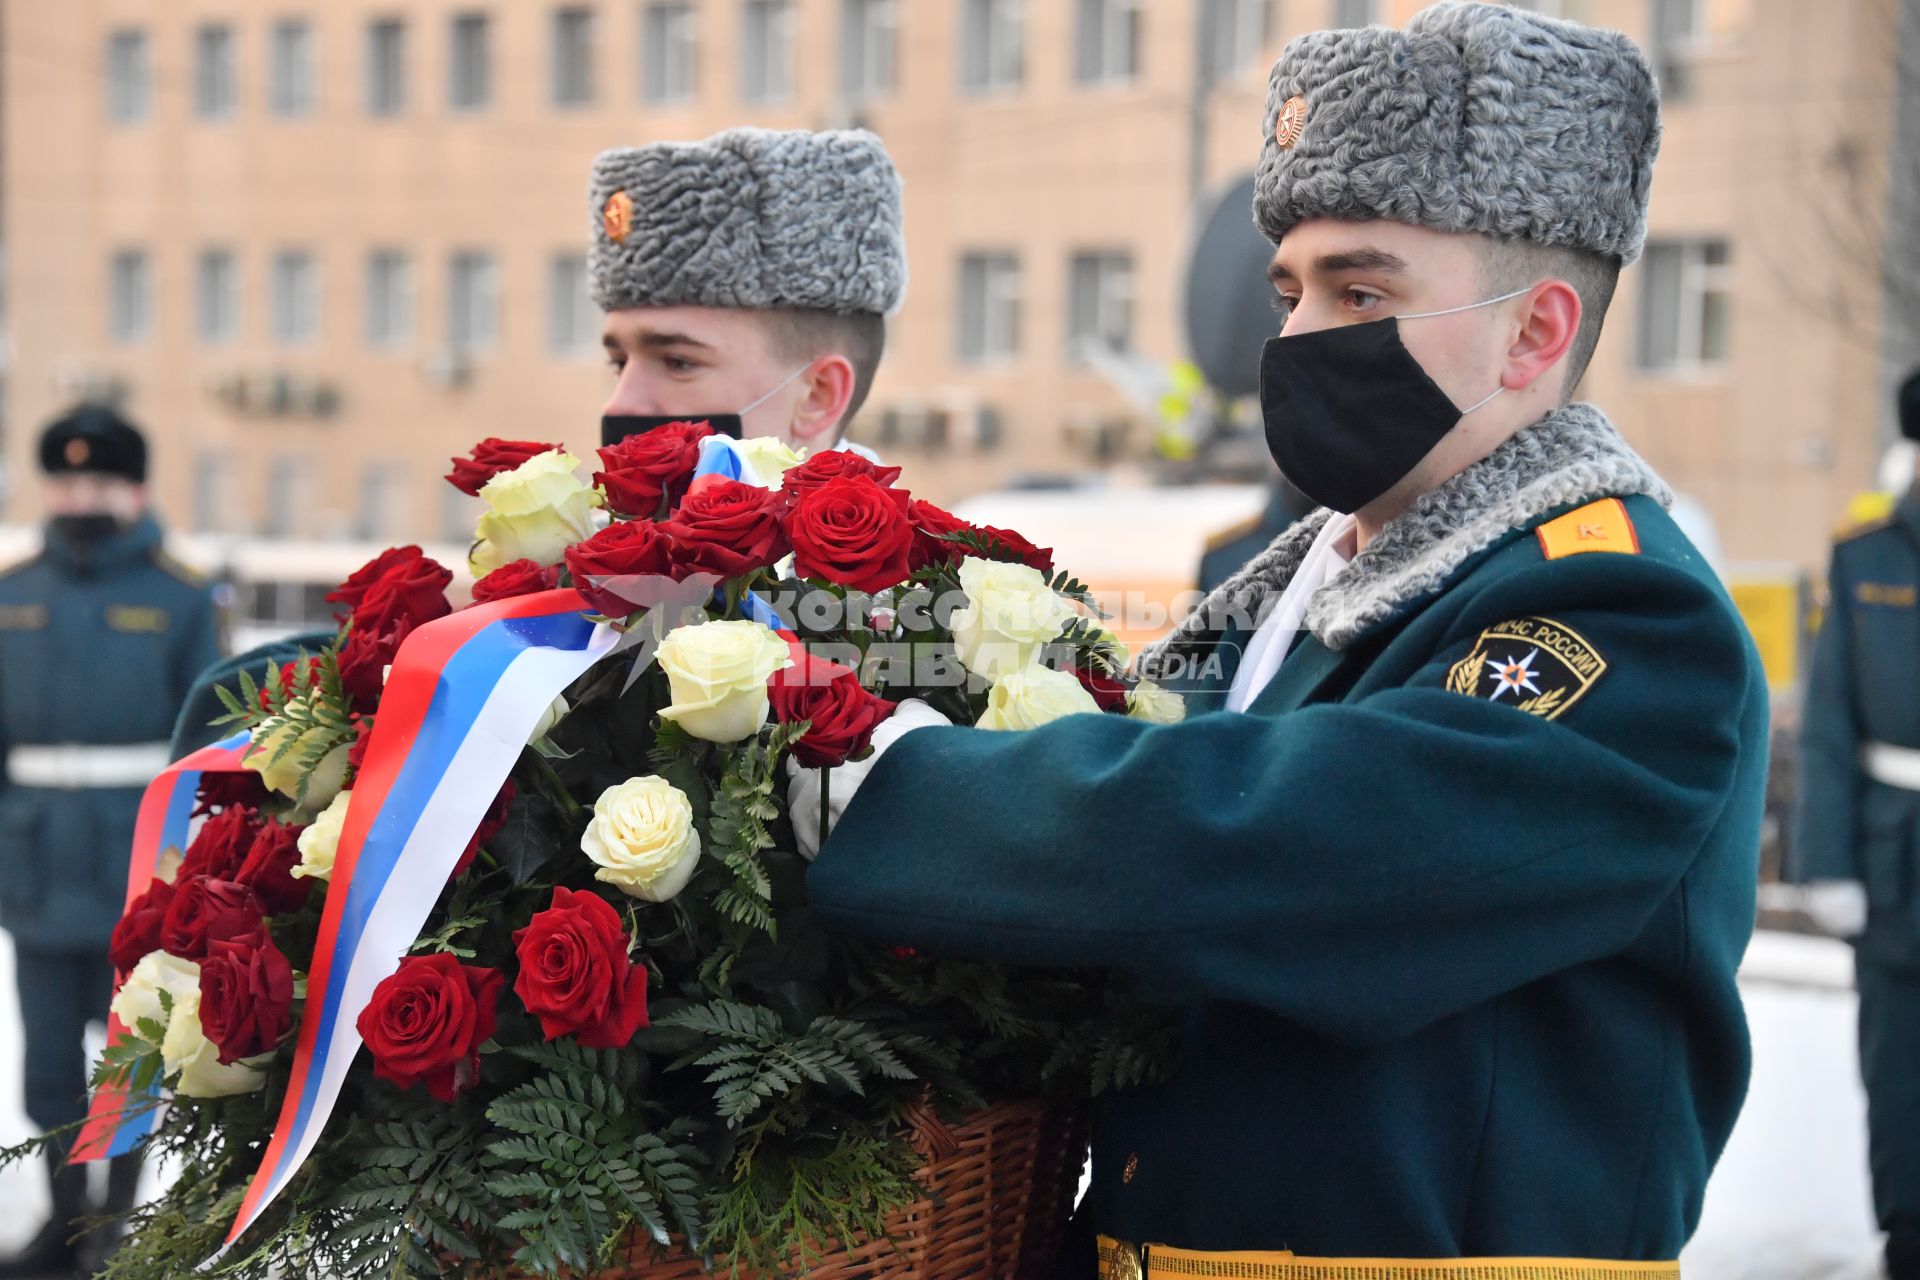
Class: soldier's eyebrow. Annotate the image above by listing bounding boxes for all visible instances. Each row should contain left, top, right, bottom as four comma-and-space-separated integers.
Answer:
636, 330, 717, 353
1267, 246, 1411, 285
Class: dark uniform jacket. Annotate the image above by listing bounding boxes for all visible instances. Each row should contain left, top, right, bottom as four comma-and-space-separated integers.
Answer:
809, 406, 1769, 1264
1794, 485, 1920, 967
1198, 481, 1309, 594
0, 517, 222, 950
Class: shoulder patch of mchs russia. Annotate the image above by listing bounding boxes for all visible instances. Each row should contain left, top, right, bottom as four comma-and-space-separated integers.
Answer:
1536, 497, 1640, 561
1445, 617, 1608, 721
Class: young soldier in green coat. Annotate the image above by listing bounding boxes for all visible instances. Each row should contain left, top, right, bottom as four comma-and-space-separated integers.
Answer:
1792, 368, 1920, 1280
803, 5, 1769, 1276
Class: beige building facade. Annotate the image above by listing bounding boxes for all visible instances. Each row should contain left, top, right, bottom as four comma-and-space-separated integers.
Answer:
1, 0, 1913, 571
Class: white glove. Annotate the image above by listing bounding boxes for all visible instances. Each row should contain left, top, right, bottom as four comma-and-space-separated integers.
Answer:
788, 698, 951, 860
1802, 880, 1869, 938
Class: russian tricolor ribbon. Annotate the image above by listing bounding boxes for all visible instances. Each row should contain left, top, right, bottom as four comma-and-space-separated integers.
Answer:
73, 732, 256, 1162
215, 589, 619, 1250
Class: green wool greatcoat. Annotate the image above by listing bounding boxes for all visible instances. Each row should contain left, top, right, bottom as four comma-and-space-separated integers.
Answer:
807, 407, 1769, 1266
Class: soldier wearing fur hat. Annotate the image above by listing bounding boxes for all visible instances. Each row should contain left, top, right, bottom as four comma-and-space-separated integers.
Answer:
0, 404, 222, 1277
589, 127, 905, 452
803, 5, 1768, 1276
1793, 368, 1920, 1280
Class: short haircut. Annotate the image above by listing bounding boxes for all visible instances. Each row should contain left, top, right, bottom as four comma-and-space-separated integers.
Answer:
758, 309, 887, 431
1475, 238, 1620, 402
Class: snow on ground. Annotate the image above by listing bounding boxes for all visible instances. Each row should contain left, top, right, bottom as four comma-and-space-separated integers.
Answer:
0, 931, 1889, 1274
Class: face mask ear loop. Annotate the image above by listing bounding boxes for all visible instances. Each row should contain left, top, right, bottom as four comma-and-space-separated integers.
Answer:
1457, 384, 1506, 416
739, 363, 813, 416
1398, 284, 1537, 322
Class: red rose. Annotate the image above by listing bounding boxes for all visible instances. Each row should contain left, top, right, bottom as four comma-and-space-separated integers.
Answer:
357, 953, 502, 1102
235, 820, 312, 915
109, 880, 175, 977
197, 928, 295, 1065
595, 422, 715, 517
192, 771, 271, 819
346, 716, 375, 778
327, 546, 454, 623
906, 500, 973, 573
470, 559, 560, 606
446, 438, 563, 498
453, 780, 516, 880
337, 613, 415, 709
1073, 665, 1129, 714
778, 450, 903, 502
160, 877, 264, 961
563, 520, 682, 618
973, 524, 1055, 574
661, 480, 791, 579
511, 887, 650, 1050
258, 655, 322, 712
785, 477, 915, 594
179, 807, 263, 882
768, 658, 897, 768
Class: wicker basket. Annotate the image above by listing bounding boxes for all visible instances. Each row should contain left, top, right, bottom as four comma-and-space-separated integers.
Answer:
582, 1099, 1087, 1280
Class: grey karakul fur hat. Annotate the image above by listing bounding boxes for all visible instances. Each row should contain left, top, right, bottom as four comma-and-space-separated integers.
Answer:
1253, 1, 1661, 263
590, 127, 907, 316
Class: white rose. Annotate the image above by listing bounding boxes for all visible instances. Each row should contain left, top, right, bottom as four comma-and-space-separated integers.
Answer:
581, 775, 703, 902
244, 692, 352, 813
732, 437, 805, 488
112, 952, 203, 1041
161, 987, 270, 1098
977, 663, 1102, 731
951, 558, 1079, 682
529, 694, 570, 744
293, 789, 353, 883
1127, 679, 1186, 725
469, 450, 605, 576
656, 619, 794, 743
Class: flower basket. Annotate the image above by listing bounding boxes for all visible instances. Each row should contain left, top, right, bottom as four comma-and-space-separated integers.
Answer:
573, 1099, 1087, 1280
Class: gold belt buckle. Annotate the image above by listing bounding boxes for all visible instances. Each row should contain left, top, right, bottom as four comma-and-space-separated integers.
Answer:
1112, 1240, 1146, 1280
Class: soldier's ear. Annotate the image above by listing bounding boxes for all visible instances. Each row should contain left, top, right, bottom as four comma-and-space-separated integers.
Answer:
1500, 281, 1580, 395
789, 356, 855, 447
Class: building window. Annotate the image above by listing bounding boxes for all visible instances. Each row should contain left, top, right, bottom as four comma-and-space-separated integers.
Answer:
960, 0, 1024, 94
192, 450, 239, 535
272, 250, 321, 345
106, 30, 151, 124
1332, 0, 1379, 27
841, 0, 898, 100
356, 464, 409, 541
548, 255, 599, 354
270, 20, 317, 117
957, 253, 1020, 364
197, 250, 240, 344
109, 250, 152, 344
450, 13, 492, 111
366, 19, 409, 115
1636, 239, 1732, 375
1067, 252, 1134, 361
553, 8, 596, 106
195, 24, 238, 119
365, 250, 414, 348
263, 454, 311, 538
642, 3, 698, 104
448, 251, 499, 355
1199, 0, 1267, 79
1074, 0, 1141, 84
742, 0, 796, 103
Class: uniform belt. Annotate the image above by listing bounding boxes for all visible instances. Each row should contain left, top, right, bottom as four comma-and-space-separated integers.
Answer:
7, 742, 173, 790
1863, 741, 1920, 791
1097, 1237, 1681, 1280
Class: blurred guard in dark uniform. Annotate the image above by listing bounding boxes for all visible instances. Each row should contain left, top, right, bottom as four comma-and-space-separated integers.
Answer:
1795, 368, 1920, 1280
1198, 474, 1311, 594
0, 406, 222, 1277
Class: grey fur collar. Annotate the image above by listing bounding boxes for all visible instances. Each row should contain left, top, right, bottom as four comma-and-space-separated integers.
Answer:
1143, 404, 1672, 672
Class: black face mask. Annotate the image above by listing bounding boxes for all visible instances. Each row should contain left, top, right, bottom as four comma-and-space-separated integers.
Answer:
1259, 289, 1524, 514
48, 514, 123, 545
601, 414, 742, 448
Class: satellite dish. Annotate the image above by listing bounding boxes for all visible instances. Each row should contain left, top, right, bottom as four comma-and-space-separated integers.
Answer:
1181, 172, 1276, 401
